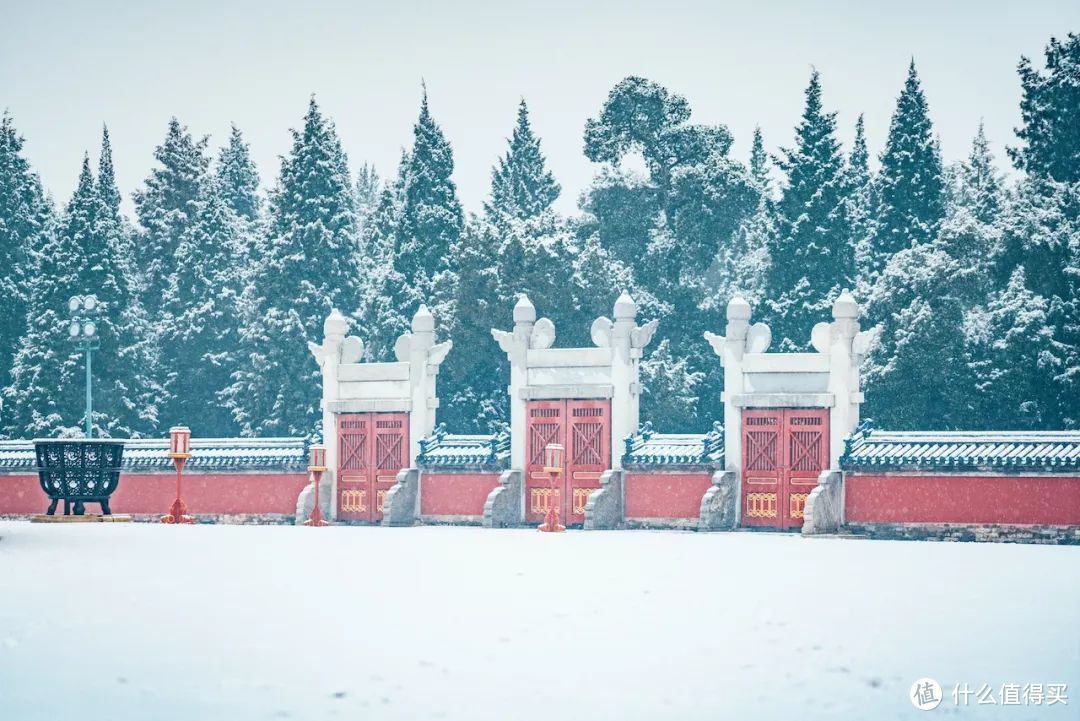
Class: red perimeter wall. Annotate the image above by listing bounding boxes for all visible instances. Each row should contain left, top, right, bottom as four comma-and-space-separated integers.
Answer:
0, 472, 309, 516
844, 473, 1080, 525
420, 472, 501, 518
624, 472, 712, 520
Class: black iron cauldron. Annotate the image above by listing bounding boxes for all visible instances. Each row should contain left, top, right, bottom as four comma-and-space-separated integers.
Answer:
34, 439, 125, 515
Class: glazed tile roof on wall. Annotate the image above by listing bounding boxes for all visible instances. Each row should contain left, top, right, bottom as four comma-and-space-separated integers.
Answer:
623, 422, 724, 468
0, 438, 307, 472
416, 425, 510, 470
841, 425, 1080, 471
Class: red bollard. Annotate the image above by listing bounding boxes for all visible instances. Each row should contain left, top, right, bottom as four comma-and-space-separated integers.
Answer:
161, 426, 195, 524
304, 444, 329, 526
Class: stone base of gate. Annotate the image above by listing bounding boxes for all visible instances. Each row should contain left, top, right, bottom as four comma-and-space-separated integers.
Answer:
802, 470, 843, 536
294, 473, 333, 526
483, 469, 523, 528
382, 468, 419, 527
699, 470, 739, 531
583, 470, 623, 530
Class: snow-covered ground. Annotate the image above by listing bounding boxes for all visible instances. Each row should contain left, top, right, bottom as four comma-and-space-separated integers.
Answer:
0, 522, 1076, 720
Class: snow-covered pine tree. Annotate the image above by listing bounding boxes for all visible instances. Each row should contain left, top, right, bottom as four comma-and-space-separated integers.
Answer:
1009, 32, 1080, 185
485, 99, 561, 220
967, 267, 1057, 429
639, 339, 705, 431
225, 97, 361, 437
132, 118, 210, 315
355, 162, 380, 223
215, 123, 261, 223
395, 88, 464, 301
862, 242, 978, 429
355, 180, 412, 361
4, 151, 148, 438
749, 125, 771, 195
765, 69, 852, 349
159, 176, 242, 436
0, 112, 51, 436
845, 115, 877, 298
93, 127, 161, 435
867, 61, 945, 277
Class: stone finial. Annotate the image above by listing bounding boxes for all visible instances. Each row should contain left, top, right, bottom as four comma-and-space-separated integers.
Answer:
613, 290, 637, 321
832, 289, 858, 320
412, 304, 435, 333
324, 308, 348, 338
513, 294, 536, 324
727, 296, 751, 322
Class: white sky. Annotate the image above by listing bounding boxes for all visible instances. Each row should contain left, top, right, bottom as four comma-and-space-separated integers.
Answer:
2, 0, 1076, 217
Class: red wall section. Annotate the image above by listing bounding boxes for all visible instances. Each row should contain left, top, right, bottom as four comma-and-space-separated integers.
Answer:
0, 472, 309, 516
420, 472, 501, 517
845, 473, 1080, 525
624, 472, 712, 520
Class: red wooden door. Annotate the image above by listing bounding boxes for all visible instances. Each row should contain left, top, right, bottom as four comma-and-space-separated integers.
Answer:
783, 409, 829, 528
566, 400, 610, 525
337, 412, 408, 522
525, 400, 565, 524
525, 399, 611, 525
741, 410, 783, 528
741, 408, 829, 530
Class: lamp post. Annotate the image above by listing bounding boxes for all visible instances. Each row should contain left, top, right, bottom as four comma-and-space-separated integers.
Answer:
67, 295, 100, 438
539, 442, 566, 532
304, 444, 329, 526
162, 426, 195, 524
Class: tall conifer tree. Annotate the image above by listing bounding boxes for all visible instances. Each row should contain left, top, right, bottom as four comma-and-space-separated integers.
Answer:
133, 119, 210, 315
868, 61, 944, 275
765, 69, 851, 349
395, 88, 464, 298
486, 99, 560, 220
0, 113, 51, 431
225, 97, 360, 436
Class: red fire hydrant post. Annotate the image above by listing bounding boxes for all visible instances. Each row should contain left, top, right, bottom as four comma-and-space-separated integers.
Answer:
161, 426, 195, 524
304, 443, 329, 526
538, 443, 566, 533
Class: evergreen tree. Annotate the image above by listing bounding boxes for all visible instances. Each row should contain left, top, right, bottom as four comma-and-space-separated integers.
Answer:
355, 162, 380, 221
215, 123, 261, 223
132, 118, 210, 315
868, 61, 945, 276
159, 176, 242, 435
749, 125, 770, 194
967, 267, 1057, 429
225, 97, 361, 436
92, 128, 160, 434
955, 122, 1001, 225
4, 152, 153, 437
863, 243, 977, 429
395, 88, 464, 299
486, 99, 560, 220
765, 69, 852, 349
0, 113, 51, 433
1009, 33, 1080, 184
846, 114, 877, 295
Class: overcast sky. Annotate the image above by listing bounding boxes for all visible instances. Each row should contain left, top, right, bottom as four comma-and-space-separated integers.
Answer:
2, 0, 1076, 217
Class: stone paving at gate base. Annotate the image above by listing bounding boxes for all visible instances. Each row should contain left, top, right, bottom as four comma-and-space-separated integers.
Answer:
0, 521, 1076, 721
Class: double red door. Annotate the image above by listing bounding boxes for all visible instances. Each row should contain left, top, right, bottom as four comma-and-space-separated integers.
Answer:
337, 413, 409, 522
525, 399, 611, 525
741, 408, 829, 530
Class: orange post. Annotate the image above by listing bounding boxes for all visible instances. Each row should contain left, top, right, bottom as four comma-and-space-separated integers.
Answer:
161, 426, 195, 524
304, 444, 329, 526
539, 443, 566, 532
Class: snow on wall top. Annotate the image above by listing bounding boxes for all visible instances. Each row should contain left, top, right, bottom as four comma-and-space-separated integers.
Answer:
622, 422, 724, 469
0, 438, 307, 472
415, 425, 510, 470
840, 423, 1080, 471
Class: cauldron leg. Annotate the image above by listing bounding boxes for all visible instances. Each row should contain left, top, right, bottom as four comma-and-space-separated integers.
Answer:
74, 501, 85, 516
100, 499, 111, 515
46, 499, 58, 516
63, 498, 70, 515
